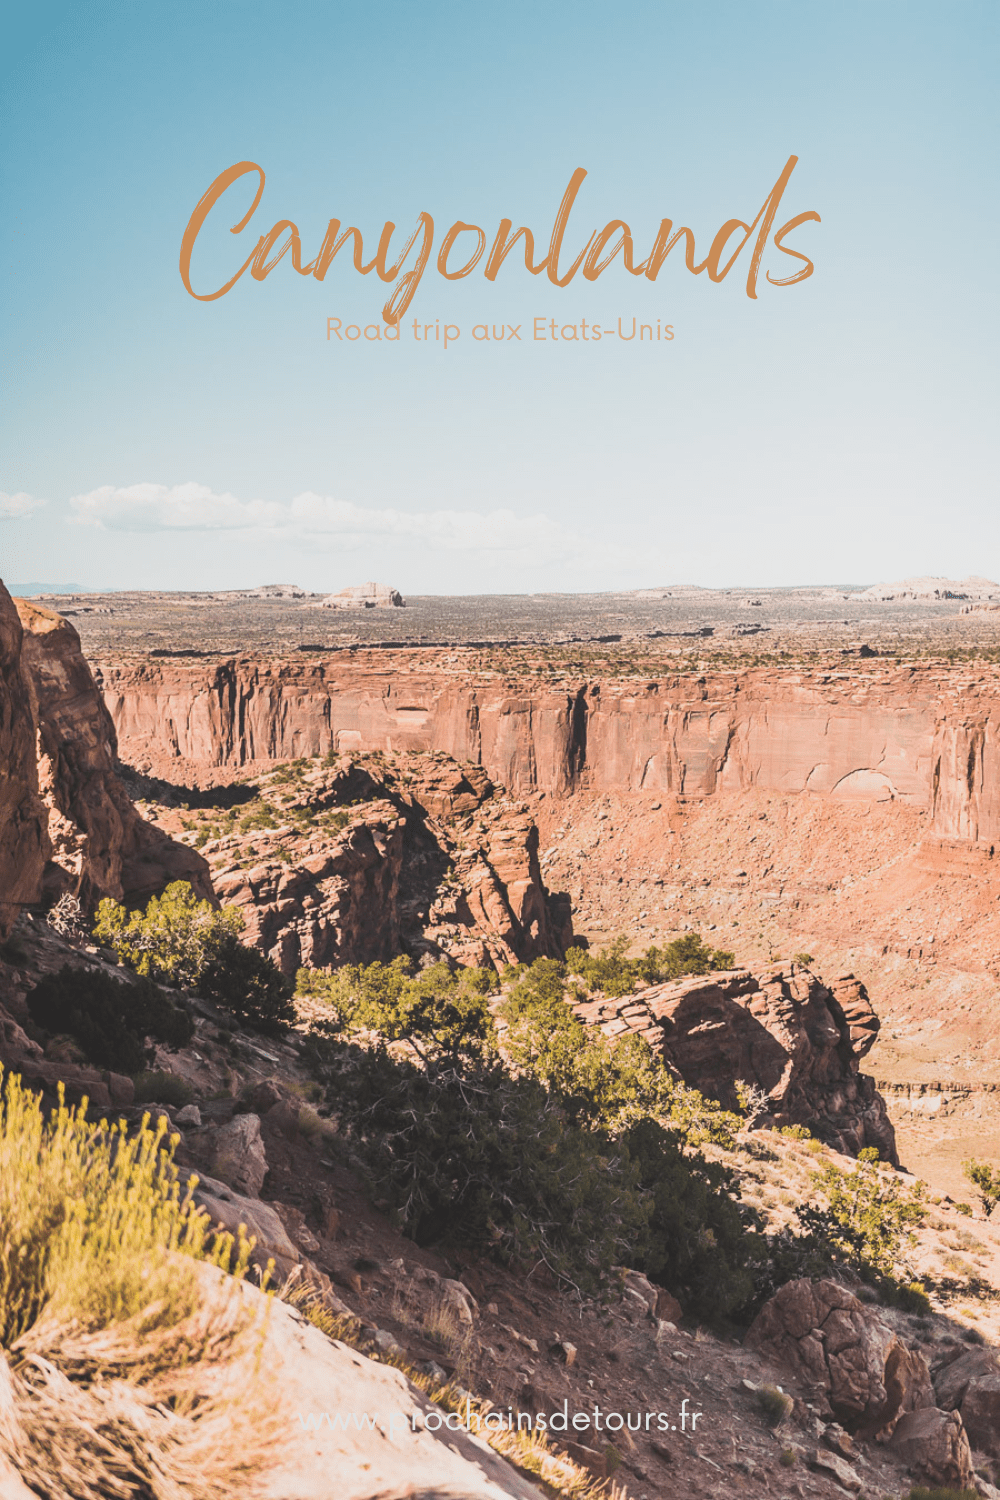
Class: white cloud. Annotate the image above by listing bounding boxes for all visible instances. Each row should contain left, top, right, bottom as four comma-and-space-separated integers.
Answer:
67, 482, 574, 558
0, 491, 46, 521
69, 482, 284, 532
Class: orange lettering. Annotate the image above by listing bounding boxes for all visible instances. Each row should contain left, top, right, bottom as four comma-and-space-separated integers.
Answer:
767, 210, 820, 286
251, 220, 304, 280
381, 213, 434, 323
484, 221, 546, 280
582, 221, 644, 280
179, 160, 267, 301
639, 221, 700, 279
437, 222, 487, 280
309, 221, 367, 280
544, 168, 597, 287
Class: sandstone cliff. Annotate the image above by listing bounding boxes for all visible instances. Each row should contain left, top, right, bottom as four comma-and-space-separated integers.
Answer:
96, 653, 1000, 846
573, 963, 898, 1161
0, 586, 48, 940
11, 597, 212, 911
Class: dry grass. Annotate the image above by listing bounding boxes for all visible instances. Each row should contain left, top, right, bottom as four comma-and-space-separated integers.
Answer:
0, 1067, 278, 1498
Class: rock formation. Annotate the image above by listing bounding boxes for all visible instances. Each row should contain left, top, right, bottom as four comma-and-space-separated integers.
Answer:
191, 753, 571, 974
857, 575, 1000, 602
95, 653, 1000, 846
0, 586, 48, 940
745, 1278, 933, 1433
320, 582, 403, 608
4, 590, 212, 916
573, 964, 897, 1159
933, 1345, 1000, 1456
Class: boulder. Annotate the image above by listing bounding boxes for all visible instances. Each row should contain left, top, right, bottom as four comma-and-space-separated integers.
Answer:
744, 1278, 932, 1433
101, 1069, 135, 1108
264, 1096, 302, 1139
440, 1278, 478, 1327
192, 1172, 301, 1280
271, 1201, 322, 1255
209, 1112, 268, 1197
808, 1449, 862, 1493
933, 1347, 1000, 1456
243, 1077, 283, 1114
889, 1406, 974, 1489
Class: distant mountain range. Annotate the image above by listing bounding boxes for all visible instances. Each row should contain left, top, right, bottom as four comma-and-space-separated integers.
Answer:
6, 582, 94, 596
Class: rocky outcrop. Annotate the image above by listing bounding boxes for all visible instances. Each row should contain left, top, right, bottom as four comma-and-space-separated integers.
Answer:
0, 586, 48, 939
209, 1112, 269, 1196
933, 1346, 1000, 1455
858, 575, 1000, 602
572, 964, 897, 1160
214, 804, 408, 973
204, 754, 571, 975
96, 652, 1000, 847
320, 582, 403, 608
745, 1279, 933, 1433
13, 597, 212, 910
888, 1406, 974, 1488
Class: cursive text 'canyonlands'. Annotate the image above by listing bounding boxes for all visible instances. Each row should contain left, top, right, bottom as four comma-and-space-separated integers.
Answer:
179, 159, 820, 324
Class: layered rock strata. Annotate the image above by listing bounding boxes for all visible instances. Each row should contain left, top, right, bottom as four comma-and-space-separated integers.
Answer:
97, 653, 1000, 846
572, 963, 897, 1160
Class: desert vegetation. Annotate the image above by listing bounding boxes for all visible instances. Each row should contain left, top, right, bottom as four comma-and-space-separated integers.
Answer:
94, 881, 294, 1033
295, 938, 939, 1321
0, 1069, 266, 1497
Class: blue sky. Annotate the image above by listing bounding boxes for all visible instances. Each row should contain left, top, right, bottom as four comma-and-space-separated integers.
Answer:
1, 1, 997, 593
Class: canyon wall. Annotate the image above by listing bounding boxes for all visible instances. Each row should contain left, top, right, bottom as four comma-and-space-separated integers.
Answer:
0, 587, 48, 938
7, 597, 212, 915
98, 654, 1000, 845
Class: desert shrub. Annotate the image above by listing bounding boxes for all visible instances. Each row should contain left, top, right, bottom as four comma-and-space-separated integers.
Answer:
623, 1116, 755, 1317
326, 1043, 646, 1294
963, 1159, 1000, 1218
906, 1490, 979, 1500
26, 965, 194, 1074
133, 1070, 195, 1107
564, 932, 736, 998
298, 957, 497, 1062
796, 1148, 925, 1275
779, 1124, 812, 1140
791, 952, 814, 965
881, 1278, 932, 1315
197, 934, 295, 1035
308, 1012, 754, 1315
0, 1068, 270, 1497
0, 1067, 249, 1348
46, 892, 87, 939
94, 881, 243, 988
955, 1201, 973, 1216
756, 1384, 794, 1425
498, 963, 740, 1145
